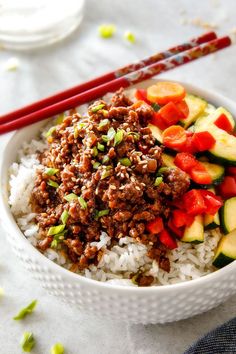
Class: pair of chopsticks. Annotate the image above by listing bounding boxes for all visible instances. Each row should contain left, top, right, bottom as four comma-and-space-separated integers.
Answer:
0, 32, 231, 134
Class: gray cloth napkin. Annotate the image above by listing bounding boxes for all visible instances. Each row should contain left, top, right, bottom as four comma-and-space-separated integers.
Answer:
184, 317, 236, 354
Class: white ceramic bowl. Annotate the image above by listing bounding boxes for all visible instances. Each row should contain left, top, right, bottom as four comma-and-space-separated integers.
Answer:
1, 80, 236, 325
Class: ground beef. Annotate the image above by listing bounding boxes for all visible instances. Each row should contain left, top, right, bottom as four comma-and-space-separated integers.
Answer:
31, 89, 190, 283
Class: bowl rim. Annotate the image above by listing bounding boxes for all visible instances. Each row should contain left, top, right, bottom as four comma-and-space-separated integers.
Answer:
1, 78, 236, 294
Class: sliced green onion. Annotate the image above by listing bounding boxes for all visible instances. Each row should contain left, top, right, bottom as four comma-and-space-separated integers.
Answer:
119, 157, 132, 167
97, 142, 105, 152
101, 168, 112, 180
78, 196, 87, 210
102, 155, 110, 164
107, 127, 116, 140
91, 103, 105, 113
96, 209, 110, 219
92, 161, 101, 170
61, 210, 69, 224
13, 300, 37, 320
74, 126, 79, 139
98, 119, 109, 129
47, 180, 59, 188
100, 109, 109, 117
124, 31, 136, 43
51, 240, 58, 248
127, 132, 140, 141
154, 176, 163, 186
77, 122, 86, 129
50, 343, 65, 354
92, 146, 98, 157
47, 225, 65, 236
151, 102, 161, 112
99, 24, 116, 38
158, 167, 170, 174
64, 193, 78, 202
45, 126, 56, 138
55, 113, 65, 125
114, 130, 124, 146
45, 168, 59, 176
102, 135, 109, 143
20, 332, 35, 352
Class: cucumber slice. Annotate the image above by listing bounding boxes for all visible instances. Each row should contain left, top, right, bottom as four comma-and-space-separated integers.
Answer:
195, 108, 236, 165
182, 215, 204, 243
213, 229, 236, 268
204, 188, 220, 230
179, 94, 207, 128
162, 153, 175, 168
220, 197, 236, 234
201, 161, 225, 186
195, 107, 234, 130
148, 123, 163, 144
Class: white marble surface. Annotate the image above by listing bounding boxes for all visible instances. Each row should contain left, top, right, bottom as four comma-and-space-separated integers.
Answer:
1, 0, 236, 353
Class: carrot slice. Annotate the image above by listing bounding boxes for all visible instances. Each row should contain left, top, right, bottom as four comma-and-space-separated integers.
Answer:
162, 125, 187, 150
147, 81, 186, 105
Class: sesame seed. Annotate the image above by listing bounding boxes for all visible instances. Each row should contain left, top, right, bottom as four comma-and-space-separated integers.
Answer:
131, 177, 135, 182
135, 186, 141, 191
120, 173, 124, 178
119, 185, 125, 190
125, 173, 129, 178
110, 185, 116, 190
139, 160, 147, 165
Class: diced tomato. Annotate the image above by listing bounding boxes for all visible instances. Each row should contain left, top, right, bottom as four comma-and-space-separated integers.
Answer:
167, 219, 184, 238
189, 161, 212, 185
200, 190, 223, 215
218, 176, 236, 199
147, 81, 186, 105
175, 100, 189, 119
227, 167, 236, 175
183, 189, 206, 215
146, 217, 164, 234
150, 112, 168, 130
158, 102, 184, 126
192, 131, 216, 152
162, 125, 187, 150
170, 198, 185, 209
214, 113, 233, 133
180, 135, 197, 154
174, 152, 197, 173
135, 89, 151, 104
172, 209, 194, 228
159, 229, 178, 249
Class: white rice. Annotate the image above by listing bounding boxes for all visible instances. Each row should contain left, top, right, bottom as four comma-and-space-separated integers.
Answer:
8, 115, 221, 287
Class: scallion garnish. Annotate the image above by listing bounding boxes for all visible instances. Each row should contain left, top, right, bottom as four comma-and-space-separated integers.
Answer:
61, 210, 69, 224
102, 155, 110, 164
92, 146, 98, 157
50, 343, 65, 354
51, 240, 58, 248
13, 300, 37, 320
98, 24, 116, 38
127, 132, 140, 140
151, 102, 161, 112
158, 167, 170, 174
77, 122, 85, 129
64, 193, 78, 202
47, 180, 59, 188
91, 103, 105, 113
114, 130, 124, 146
102, 135, 109, 142
124, 31, 136, 43
101, 168, 112, 180
119, 157, 132, 167
107, 127, 116, 140
96, 209, 110, 219
45, 126, 56, 138
92, 162, 101, 170
47, 225, 65, 236
78, 196, 87, 210
154, 176, 163, 186
45, 168, 59, 176
55, 113, 65, 125
98, 119, 109, 129
97, 142, 105, 152
20, 332, 35, 352
74, 126, 79, 139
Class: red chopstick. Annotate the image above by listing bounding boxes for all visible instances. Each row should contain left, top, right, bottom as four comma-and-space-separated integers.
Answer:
0, 35, 231, 134
0, 31, 216, 125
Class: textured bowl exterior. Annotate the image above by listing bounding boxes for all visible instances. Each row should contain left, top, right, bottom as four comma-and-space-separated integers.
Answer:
1, 79, 236, 324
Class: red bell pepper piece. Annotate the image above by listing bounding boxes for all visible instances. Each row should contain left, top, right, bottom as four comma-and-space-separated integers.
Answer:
162, 125, 187, 150
183, 189, 206, 215
150, 112, 168, 130
158, 101, 184, 126
189, 161, 212, 185
172, 209, 194, 228
214, 113, 233, 133
159, 229, 178, 249
135, 89, 151, 105
174, 152, 197, 173
227, 167, 236, 175
146, 216, 164, 234
200, 190, 223, 215
175, 100, 189, 119
218, 176, 236, 199
167, 219, 184, 238
192, 131, 216, 152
